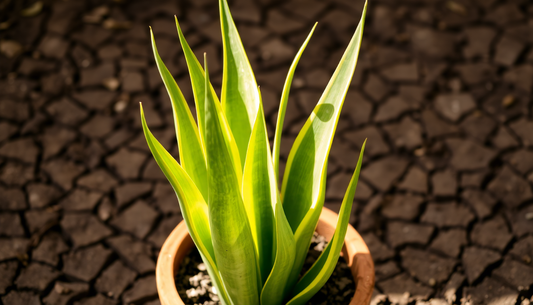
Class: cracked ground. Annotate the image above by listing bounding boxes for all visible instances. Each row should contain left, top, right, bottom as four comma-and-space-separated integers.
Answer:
1, 0, 533, 304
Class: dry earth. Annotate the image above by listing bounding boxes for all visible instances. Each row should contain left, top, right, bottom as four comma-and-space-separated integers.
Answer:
0, 0, 533, 304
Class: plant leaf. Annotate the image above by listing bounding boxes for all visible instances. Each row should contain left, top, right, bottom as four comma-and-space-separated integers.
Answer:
150, 28, 208, 201
286, 140, 366, 305
176, 17, 243, 184
139, 104, 231, 305
204, 55, 260, 304
260, 195, 296, 305
175, 17, 215, 146
242, 96, 276, 285
281, 1, 367, 289
272, 23, 317, 179
219, 0, 261, 169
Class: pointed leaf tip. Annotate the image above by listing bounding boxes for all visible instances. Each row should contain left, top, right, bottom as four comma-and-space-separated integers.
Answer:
280, 2, 367, 293
272, 23, 318, 178
219, 0, 260, 169
151, 25, 208, 200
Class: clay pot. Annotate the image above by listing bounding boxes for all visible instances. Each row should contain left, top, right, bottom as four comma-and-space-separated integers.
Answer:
156, 207, 375, 305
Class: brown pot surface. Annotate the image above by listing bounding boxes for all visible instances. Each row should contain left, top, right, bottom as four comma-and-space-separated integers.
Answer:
156, 207, 375, 305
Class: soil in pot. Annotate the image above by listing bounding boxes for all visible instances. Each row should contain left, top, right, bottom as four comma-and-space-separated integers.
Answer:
175, 233, 356, 305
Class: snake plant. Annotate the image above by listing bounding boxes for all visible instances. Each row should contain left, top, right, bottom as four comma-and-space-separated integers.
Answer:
140, 1, 367, 304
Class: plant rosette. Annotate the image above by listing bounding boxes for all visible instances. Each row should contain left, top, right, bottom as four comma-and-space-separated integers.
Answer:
157, 207, 374, 305
140, 0, 373, 304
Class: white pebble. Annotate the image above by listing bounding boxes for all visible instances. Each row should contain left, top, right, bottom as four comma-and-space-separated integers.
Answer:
200, 279, 211, 289
195, 286, 207, 296
189, 274, 201, 287
186, 288, 198, 298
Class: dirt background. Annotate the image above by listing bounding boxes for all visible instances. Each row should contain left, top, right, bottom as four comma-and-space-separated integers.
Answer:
0, 0, 533, 304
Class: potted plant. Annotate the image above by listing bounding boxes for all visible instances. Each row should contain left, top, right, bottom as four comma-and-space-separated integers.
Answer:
140, 0, 374, 304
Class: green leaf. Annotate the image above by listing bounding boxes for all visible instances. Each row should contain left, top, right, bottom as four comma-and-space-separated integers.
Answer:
242, 97, 276, 285
272, 23, 317, 179
286, 140, 366, 305
150, 28, 208, 201
260, 196, 296, 305
139, 104, 231, 305
219, 0, 261, 169
204, 55, 261, 304
242, 90, 297, 304
175, 17, 243, 184
175, 17, 215, 147
281, 1, 367, 289
281, 167, 327, 292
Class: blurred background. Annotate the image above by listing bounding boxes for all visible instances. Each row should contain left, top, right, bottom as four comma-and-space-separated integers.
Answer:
0, 0, 532, 304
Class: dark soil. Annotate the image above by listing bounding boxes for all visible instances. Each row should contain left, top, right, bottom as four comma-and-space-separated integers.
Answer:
302, 248, 355, 304
175, 247, 218, 305
175, 234, 355, 305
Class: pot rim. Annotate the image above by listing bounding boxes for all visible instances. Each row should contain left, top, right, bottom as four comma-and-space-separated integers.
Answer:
156, 207, 375, 305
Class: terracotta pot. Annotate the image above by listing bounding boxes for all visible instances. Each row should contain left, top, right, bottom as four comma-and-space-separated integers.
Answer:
156, 207, 375, 305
